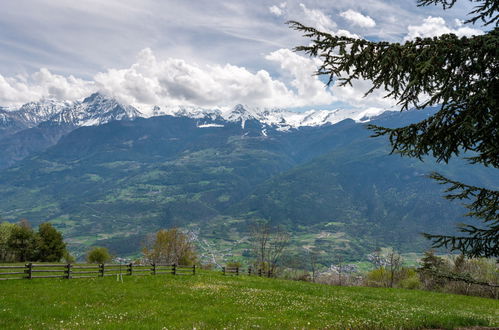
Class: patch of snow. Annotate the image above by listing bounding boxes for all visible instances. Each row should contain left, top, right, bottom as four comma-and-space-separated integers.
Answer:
198, 123, 224, 128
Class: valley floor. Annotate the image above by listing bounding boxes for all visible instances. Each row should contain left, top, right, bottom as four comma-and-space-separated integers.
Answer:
0, 271, 497, 329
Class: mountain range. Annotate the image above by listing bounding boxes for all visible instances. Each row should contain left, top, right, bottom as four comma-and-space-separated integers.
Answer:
0, 93, 381, 169
0, 93, 497, 263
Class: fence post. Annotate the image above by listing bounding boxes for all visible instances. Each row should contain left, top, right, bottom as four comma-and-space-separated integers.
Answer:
99, 264, 104, 277
248, 267, 252, 275
258, 268, 262, 277
193, 264, 196, 275
128, 263, 133, 276
26, 263, 33, 279
268, 270, 271, 278
236, 267, 239, 276
222, 266, 226, 275
66, 263, 72, 279
172, 264, 176, 275
152, 263, 156, 275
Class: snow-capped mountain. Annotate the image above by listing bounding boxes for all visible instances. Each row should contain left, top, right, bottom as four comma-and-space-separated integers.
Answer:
142, 103, 383, 131
1, 92, 390, 135
49, 93, 142, 126
0, 93, 141, 131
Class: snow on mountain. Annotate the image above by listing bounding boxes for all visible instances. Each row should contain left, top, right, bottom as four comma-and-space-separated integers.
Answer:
50, 92, 142, 126
1, 93, 142, 129
142, 103, 377, 131
1, 99, 70, 128
2, 93, 390, 133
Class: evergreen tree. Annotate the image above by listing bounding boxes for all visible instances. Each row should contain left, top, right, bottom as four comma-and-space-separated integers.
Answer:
36, 223, 67, 262
289, 0, 498, 258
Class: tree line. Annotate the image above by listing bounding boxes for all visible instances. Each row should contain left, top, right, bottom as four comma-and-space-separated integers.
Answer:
0, 219, 69, 263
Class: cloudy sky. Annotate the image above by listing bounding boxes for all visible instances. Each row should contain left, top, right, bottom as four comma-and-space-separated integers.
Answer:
0, 0, 486, 113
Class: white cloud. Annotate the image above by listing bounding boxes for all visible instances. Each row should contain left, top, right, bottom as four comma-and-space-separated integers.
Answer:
330, 77, 398, 111
94, 48, 336, 110
298, 3, 359, 38
340, 9, 376, 28
299, 3, 337, 33
0, 69, 96, 107
405, 16, 483, 41
0, 48, 401, 114
269, 5, 283, 16
265, 49, 334, 104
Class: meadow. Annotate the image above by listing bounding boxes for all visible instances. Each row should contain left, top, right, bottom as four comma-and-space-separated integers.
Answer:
0, 270, 497, 329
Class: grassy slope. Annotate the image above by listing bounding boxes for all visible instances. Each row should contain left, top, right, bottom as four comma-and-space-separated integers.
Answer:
0, 271, 497, 329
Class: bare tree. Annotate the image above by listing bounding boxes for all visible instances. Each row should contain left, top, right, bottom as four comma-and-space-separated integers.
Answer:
386, 249, 403, 288
250, 220, 271, 270
337, 255, 344, 286
308, 250, 319, 283
249, 220, 290, 274
268, 226, 290, 274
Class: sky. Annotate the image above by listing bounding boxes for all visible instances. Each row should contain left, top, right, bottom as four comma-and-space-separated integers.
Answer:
0, 0, 486, 113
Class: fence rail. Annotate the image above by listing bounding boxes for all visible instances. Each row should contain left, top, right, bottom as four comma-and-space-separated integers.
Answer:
0, 263, 195, 280
223, 266, 273, 278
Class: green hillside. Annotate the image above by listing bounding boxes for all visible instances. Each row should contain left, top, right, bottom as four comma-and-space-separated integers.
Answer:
0, 112, 497, 261
0, 272, 497, 329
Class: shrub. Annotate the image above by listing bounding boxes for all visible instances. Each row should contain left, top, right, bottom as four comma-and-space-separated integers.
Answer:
86, 247, 112, 264
63, 250, 76, 263
226, 261, 242, 268
365, 268, 388, 287
399, 277, 422, 290
142, 228, 197, 265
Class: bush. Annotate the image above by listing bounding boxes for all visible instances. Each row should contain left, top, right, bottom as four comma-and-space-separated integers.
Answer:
365, 268, 388, 287
86, 247, 112, 264
63, 250, 76, 263
399, 277, 422, 290
226, 261, 242, 268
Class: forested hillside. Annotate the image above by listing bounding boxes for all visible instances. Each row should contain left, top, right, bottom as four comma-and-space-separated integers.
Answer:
0, 109, 496, 261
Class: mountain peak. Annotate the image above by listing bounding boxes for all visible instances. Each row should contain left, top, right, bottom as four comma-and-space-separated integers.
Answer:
82, 92, 107, 103
3, 93, 394, 133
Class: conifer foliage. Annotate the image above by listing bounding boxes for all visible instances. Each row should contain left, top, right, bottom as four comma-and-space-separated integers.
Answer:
289, 0, 498, 257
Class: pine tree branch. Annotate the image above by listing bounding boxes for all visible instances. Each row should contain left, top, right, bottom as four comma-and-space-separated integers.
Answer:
417, 0, 499, 26
430, 172, 499, 221
289, 21, 499, 167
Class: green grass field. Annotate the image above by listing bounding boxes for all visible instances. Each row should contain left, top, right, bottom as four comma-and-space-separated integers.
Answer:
0, 271, 497, 329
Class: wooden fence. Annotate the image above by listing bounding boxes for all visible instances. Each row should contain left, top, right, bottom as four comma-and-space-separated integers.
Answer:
223, 266, 273, 278
222, 266, 239, 276
0, 263, 195, 280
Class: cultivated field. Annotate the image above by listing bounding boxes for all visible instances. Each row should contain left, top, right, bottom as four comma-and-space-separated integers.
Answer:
0, 270, 497, 329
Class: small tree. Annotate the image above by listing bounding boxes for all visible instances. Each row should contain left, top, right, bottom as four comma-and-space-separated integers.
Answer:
249, 220, 290, 273
63, 250, 76, 263
307, 249, 319, 283
0, 222, 15, 262
386, 249, 403, 288
142, 228, 197, 265
250, 220, 271, 270
7, 219, 37, 262
36, 223, 67, 262
86, 247, 112, 264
